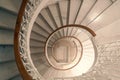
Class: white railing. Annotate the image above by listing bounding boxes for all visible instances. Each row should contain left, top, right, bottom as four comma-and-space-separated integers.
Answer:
19, 0, 44, 80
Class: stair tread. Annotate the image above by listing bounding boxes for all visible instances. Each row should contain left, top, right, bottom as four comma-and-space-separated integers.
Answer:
81, 0, 112, 26
0, 61, 20, 80
0, 29, 14, 45
8, 74, 22, 80
89, 0, 119, 31
0, 7, 17, 30
0, 45, 14, 63
0, 0, 22, 14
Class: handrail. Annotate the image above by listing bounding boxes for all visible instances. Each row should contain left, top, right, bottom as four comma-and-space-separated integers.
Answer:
14, 0, 47, 79
14, 0, 32, 80
47, 25, 96, 41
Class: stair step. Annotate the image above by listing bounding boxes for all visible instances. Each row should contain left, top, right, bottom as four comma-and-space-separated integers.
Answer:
32, 53, 50, 67
0, 61, 20, 80
59, 0, 69, 25
30, 31, 47, 42
0, 29, 14, 45
32, 30, 48, 39
8, 74, 22, 80
33, 22, 50, 36
30, 47, 44, 54
31, 53, 50, 75
75, 0, 97, 24
0, 0, 22, 14
0, 25, 14, 31
69, 0, 82, 24
48, 4, 62, 28
36, 15, 53, 33
0, 45, 14, 62
30, 39, 45, 48
81, 0, 112, 26
0, 7, 17, 30
89, 0, 119, 31
37, 62, 50, 76
75, 32, 90, 42
0, 7, 17, 16
40, 9, 56, 30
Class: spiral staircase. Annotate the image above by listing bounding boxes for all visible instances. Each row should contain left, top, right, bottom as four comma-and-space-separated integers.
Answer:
1, 0, 120, 80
